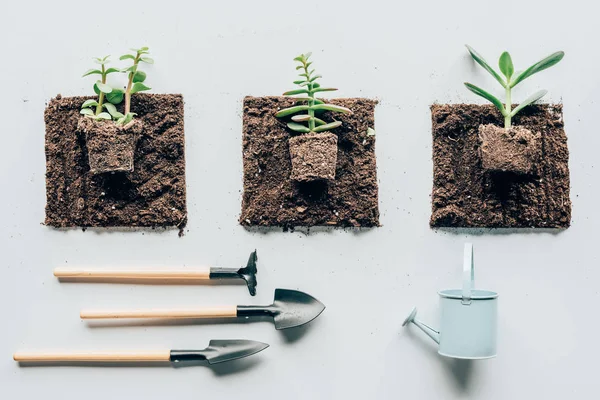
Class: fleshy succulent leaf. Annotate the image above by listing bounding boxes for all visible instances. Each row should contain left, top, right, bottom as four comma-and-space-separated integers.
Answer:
95, 112, 112, 120
133, 71, 146, 83
140, 57, 154, 64
283, 89, 309, 96
81, 99, 98, 108
120, 54, 135, 61
287, 122, 311, 133
82, 69, 102, 77
275, 105, 310, 117
80, 108, 94, 116
510, 51, 564, 88
499, 52, 514, 79
105, 67, 120, 75
106, 88, 124, 105
510, 90, 548, 117
465, 45, 506, 88
313, 121, 342, 132
95, 81, 112, 94
464, 82, 506, 115
130, 82, 151, 94
291, 114, 311, 122
311, 87, 337, 93
310, 104, 352, 114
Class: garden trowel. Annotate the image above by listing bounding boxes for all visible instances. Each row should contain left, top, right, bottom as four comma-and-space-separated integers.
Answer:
54, 250, 259, 296
80, 289, 325, 330
14, 339, 268, 366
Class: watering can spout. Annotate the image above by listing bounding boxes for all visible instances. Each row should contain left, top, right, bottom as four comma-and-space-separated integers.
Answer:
402, 307, 440, 344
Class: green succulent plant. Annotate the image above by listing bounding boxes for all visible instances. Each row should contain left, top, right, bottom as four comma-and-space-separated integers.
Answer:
464, 45, 564, 129
80, 55, 121, 121
80, 47, 153, 125
118, 46, 153, 125
275, 52, 351, 133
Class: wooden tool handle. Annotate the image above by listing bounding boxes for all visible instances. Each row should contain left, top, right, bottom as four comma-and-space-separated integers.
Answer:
13, 350, 170, 363
54, 268, 211, 281
80, 305, 238, 319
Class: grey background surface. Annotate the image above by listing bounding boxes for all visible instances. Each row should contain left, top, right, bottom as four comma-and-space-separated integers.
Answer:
1, 0, 597, 398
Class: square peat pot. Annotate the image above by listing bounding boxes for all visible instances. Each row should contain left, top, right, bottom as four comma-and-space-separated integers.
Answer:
240, 96, 380, 229
44, 93, 187, 232
430, 103, 571, 229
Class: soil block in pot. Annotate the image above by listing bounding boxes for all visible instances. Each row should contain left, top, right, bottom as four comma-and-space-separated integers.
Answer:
240, 96, 379, 229
44, 93, 187, 231
430, 103, 570, 228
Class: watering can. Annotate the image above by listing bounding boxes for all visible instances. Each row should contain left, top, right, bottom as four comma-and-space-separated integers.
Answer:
403, 243, 498, 359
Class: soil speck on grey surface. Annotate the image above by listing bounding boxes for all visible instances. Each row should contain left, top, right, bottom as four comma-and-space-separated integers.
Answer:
430, 103, 570, 229
240, 96, 379, 229
44, 93, 187, 233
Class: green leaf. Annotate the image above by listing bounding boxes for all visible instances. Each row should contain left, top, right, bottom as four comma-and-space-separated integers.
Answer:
310, 75, 322, 82
311, 87, 337, 93
140, 46, 149, 51
314, 117, 327, 126
275, 105, 310, 117
95, 81, 112, 94
82, 69, 102, 77
105, 67, 120, 75
106, 88, 124, 105
103, 103, 122, 118
309, 104, 352, 114
121, 65, 138, 73
304, 52, 312, 59
313, 82, 320, 88
291, 114, 311, 122
510, 90, 547, 117
313, 121, 342, 132
120, 54, 135, 61
464, 82, 506, 115
140, 57, 154, 64
133, 71, 147, 83
93, 59, 106, 65
117, 112, 136, 125
82, 99, 98, 108
498, 52, 514, 79
80, 108, 94, 116
510, 51, 564, 88
95, 112, 112, 120
293, 55, 304, 62
93, 83, 100, 95
283, 89, 309, 96
465, 45, 506, 88
287, 122, 311, 133
295, 66, 303, 70
130, 82, 151, 94
293, 80, 308, 85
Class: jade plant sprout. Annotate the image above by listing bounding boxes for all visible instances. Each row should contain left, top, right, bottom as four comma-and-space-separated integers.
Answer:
275, 52, 351, 131
464, 45, 564, 129
80, 56, 121, 121
118, 47, 153, 125
80, 47, 152, 125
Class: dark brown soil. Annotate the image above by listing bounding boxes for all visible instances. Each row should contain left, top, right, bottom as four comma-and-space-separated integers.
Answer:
289, 131, 338, 182
78, 117, 141, 174
45, 93, 187, 232
478, 124, 542, 175
240, 96, 379, 229
430, 104, 570, 229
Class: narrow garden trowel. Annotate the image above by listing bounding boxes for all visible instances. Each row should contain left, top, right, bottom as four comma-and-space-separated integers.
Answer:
14, 339, 268, 366
80, 289, 325, 330
54, 250, 259, 296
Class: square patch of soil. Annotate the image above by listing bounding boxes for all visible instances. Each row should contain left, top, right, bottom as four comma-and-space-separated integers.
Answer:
430, 103, 570, 229
44, 93, 187, 231
240, 96, 379, 229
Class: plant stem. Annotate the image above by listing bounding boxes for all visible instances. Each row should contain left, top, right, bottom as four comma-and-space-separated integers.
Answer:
504, 84, 512, 129
304, 60, 315, 132
124, 54, 140, 115
95, 65, 106, 116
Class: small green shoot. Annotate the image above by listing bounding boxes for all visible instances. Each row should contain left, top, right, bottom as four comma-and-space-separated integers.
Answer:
80, 55, 120, 120
275, 52, 351, 133
119, 46, 152, 125
464, 45, 564, 128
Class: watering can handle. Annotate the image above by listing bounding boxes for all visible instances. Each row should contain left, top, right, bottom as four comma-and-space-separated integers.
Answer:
462, 243, 474, 305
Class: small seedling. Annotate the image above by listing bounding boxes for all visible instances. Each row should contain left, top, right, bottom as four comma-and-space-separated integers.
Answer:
118, 47, 153, 125
275, 52, 351, 132
80, 56, 121, 121
464, 45, 564, 129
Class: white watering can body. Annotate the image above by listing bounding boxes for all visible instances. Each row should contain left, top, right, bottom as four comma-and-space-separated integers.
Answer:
403, 243, 498, 360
